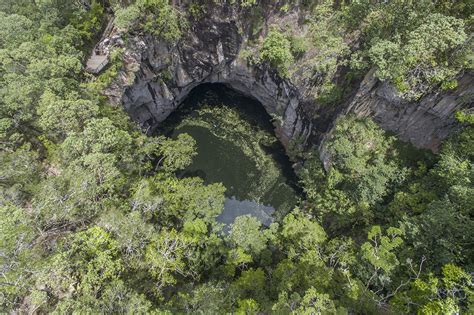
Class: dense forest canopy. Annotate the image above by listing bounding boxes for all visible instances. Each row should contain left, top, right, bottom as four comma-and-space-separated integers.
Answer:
0, 0, 473, 314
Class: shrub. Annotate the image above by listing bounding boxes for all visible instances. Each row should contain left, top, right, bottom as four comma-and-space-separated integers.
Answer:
260, 29, 294, 77
289, 35, 309, 58
113, 0, 182, 41
114, 4, 141, 30
367, 13, 468, 99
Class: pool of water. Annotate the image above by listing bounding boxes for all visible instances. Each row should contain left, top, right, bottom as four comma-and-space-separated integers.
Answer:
157, 83, 300, 227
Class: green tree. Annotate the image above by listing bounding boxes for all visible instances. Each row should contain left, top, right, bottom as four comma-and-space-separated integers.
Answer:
0, 145, 40, 205
131, 174, 225, 227
360, 225, 405, 294
156, 133, 197, 172
173, 281, 232, 314
239, 0, 257, 8
308, 1, 350, 105
361, 226, 404, 275
0, 204, 36, 310
228, 215, 276, 257
398, 127, 473, 270
300, 116, 406, 231
113, 0, 182, 41
279, 208, 327, 259
294, 287, 337, 315
70, 0, 105, 41
32, 226, 133, 313
114, 3, 141, 30
232, 268, 267, 304
0, 12, 34, 49
363, 8, 470, 99
236, 298, 260, 314
37, 90, 99, 139
145, 229, 197, 293
392, 264, 473, 314
98, 210, 154, 266
261, 29, 294, 77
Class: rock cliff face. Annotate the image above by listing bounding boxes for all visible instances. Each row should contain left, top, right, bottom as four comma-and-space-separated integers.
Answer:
103, 4, 473, 154
105, 6, 314, 149
347, 70, 474, 152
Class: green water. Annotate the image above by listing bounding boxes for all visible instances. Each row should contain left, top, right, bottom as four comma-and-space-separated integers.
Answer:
175, 124, 260, 198
160, 84, 300, 225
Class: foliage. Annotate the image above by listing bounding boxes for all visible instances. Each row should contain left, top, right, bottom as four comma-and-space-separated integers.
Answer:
156, 133, 197, 172
38, 91, 100, 139
347, 1, 472, 99
368, 13, 468, 99
456, 110, 474, 124
239, 0, 257, 8
226, 0, 258, 8
0, 204, 35, 309
70, 1, 105, 41
289, 35, 309, 58
131, 173, 225, 227
33, 226, 130, 313
392, 263, 473, 314
279, 208, 327, 258
228, 215, 276, 257
145, 229, 197, 292
294, 287, 337, 314
300, 116, 406, 231
114, 4, 141, 30
308, 1, 350, 104
260, 29, 294, 77
172, 281, 231, 313
113, 0, 183, 41
1, 1, 473, 314
361, 225, 404, 276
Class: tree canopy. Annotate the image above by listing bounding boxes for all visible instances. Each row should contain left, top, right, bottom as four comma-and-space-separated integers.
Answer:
0, 0, 472, 313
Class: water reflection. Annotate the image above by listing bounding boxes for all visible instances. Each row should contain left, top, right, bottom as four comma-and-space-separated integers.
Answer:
218, 197, 275, 232
159, 83, 300, 229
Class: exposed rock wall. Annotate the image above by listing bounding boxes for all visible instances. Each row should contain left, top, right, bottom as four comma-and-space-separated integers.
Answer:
103, 4, 473, 154
105, 13, 313, 149
347, 70, 474, 152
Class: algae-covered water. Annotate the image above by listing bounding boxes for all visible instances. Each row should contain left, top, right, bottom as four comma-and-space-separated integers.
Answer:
158, 83, 300, 226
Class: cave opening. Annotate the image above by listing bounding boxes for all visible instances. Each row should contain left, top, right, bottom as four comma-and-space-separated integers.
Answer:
156, 83, 301, 227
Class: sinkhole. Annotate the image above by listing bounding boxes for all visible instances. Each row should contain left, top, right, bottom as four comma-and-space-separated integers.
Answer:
156, 83, 301, 227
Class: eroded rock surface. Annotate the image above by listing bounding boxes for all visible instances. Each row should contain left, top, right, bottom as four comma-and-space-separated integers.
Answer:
347, 70, 474, 151
104, 6, 314, 150
103, 4, 473, 154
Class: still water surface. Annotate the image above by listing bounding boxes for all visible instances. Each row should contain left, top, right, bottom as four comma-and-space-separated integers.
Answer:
158, 83, 300, 227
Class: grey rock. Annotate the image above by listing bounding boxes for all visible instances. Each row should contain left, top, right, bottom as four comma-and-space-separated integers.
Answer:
105, 7, 314, 152
103, 4, 473, 156
346, 70, 474, 152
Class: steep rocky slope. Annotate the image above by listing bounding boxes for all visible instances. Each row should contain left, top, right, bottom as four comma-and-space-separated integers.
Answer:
101, 3, 473, 153
347, 69, 473, 151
